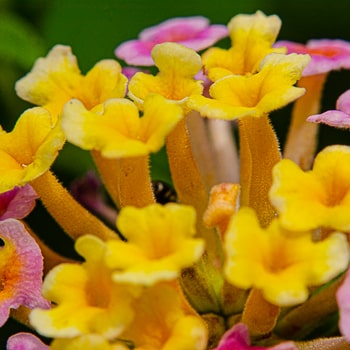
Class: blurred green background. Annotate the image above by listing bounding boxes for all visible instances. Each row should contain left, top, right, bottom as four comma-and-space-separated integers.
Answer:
1, 0, 350, 343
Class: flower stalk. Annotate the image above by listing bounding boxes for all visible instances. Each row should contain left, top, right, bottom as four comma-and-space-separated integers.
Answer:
283, 74, 327, 169
30, 171, 118, 241
238, 114, 280, 227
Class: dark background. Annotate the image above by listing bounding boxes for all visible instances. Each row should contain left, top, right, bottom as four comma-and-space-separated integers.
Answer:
1, 0, 350, 345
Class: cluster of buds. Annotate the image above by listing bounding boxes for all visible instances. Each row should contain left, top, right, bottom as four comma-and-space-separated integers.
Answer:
1, 10, 350, 350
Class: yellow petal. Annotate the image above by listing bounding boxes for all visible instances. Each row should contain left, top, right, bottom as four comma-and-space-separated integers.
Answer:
15, 45, 127, 118
122, 283, 208, 350
30, 236, 138, 339
15, 45, 81, 118
0, 107, 65, 192
203, 11, 286, 80
270, 145, 350, 231
62, 94, 182, 158
190, 53, 309, 120
128, 43, 203, 108
224, 207, 349, 306
105, 203, 205, 286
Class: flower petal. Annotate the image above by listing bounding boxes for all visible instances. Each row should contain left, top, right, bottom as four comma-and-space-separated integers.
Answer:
0, 107, 65, 193
105, 203, 205, 286
115, 16, 227, 66
0, 184, 37, 220
7, 332, 49, 350
0, 219, 49, 327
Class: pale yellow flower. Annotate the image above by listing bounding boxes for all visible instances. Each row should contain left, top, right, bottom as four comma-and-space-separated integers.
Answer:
61, 94, 183, 158
224, 207, 349, 306
15, 45, 127, 119
105, 203, 205, 286
202, 10, 286, 81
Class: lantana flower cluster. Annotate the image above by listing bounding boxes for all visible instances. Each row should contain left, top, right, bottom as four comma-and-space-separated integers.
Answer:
1, 10, 350, 350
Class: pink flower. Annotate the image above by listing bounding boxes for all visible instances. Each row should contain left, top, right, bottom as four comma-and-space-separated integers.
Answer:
115, 16, 228, 66
0, 219, 50, 327
214, 323, 298, 350
337, 267, 350, 341
307, 89, 350, 128
275, 39, 350, 76
0, 185, 37, 221
7, 332, 49, 350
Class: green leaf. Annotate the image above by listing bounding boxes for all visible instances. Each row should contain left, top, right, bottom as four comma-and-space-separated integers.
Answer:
0, 12, 45, 70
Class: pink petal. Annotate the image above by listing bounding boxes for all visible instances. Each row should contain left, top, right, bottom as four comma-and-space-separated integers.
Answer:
7, 333, 49, 350
115, 40, 154, 66
0, 185, 37, 221
275, 39, 350, 76
175, 25, 228, 52
337, 267, 350, 341
214, 323, 265, 350
336, 89, 350, 114
139, 16, 210, 42
214, 323, 298, 350
307, 110, 350, 128
0, 219, 50, 327
115, 16, 228, 66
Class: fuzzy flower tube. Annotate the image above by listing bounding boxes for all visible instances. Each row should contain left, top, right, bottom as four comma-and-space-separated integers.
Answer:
2, 10, 350, 350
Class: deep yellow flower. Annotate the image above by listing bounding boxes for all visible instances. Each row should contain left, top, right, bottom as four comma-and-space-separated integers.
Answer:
0, 107, 65, 193
15, 45, 127, 119
105, 203, 205, 286
270, 145, 350, 232
120, 283, 208, 350
202, 10, 286, 81
128, 42, 203, 110
61, 94, 183, 158
224, 207, 349, 306
30, 235, 140, 339
188, 53, 310, 120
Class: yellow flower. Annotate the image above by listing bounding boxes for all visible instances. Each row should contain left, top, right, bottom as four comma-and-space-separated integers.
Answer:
15, 45, 127, 119
0, 107, 65, 193
61, 94, 183, 158
270, 145, 350, 232
202, 10, 286, 81
120, 283, 208, 350
105, 203, 205, 286
188, 53, 310, 120
224, 207, 349, 306
128, 42, 203, 110
30, 235, 140, 339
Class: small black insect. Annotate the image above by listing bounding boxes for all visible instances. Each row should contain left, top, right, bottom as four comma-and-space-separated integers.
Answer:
152, 181, 177, 204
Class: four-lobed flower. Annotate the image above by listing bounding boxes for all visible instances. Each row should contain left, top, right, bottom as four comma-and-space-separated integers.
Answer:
30, 234, 139, 339
188, 53, 310, 120
224, 207, 349, 307
15, 45, 127, 119
0, 107, 65, 193
128, 42, 203, 110
105, 203, 205, 286
61, 94, 183, 158
202, 10, 286, 81
270, 145, 350, 232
